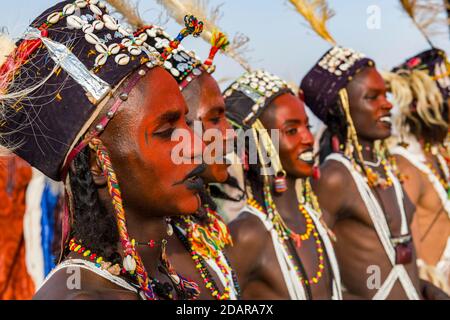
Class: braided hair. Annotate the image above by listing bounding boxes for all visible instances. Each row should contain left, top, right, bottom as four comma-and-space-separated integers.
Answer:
67, 146, 121, 264
318, 99, 348, 163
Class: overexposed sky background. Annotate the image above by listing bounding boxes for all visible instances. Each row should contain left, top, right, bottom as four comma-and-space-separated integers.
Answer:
1, 0, 449, 89
2, 0, 449, 86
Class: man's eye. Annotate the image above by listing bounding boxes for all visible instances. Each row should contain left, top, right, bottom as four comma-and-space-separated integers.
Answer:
286, 128, 297, 135
365, 94, 378, 100
153, 126, 175, 138
210, 117, 221, 125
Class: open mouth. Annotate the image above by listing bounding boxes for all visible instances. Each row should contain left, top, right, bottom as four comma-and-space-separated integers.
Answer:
379, 116, 392, 125
298, 149, 314, 165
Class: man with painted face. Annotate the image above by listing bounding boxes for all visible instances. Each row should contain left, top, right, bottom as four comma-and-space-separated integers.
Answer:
0, 1, 207, 300
154, 31, 241, 300
384, 49, 450, 294
303, 46, 448, 300
102, 1, 241, 299
224, 70, 342, 300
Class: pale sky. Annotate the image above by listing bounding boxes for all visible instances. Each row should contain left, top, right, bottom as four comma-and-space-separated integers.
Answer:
2, 0, 449, 86
1, 0, 449, 126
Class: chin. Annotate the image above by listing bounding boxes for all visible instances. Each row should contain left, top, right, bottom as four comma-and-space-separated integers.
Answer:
212, 166, 229, 183
204, 164, 229, 184
292, 164, 314, 179
177, 193, 201, 215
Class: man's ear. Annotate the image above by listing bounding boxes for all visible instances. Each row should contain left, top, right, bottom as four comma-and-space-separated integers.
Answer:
89, 148, 107, 187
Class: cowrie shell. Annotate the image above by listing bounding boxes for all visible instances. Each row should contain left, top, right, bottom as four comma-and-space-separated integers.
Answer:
95, 43, 108, 53
85, 33, 100, 45
134, 38, 144, 46
108, 43, 120, 55
146, 29, 157, 37
67, 15, 84, 29
98, 1, 106, 9
115, 53, 130, 65
128, 46, 142, 56
90, 0, 99, 4
82, 24, 94, 34
171, 68, 180, 77
163, 61, 172, 69
117, 26, 129, 36
75, 0, 87, 8
92, 20, 104, 30
63, 4, 76, 16
89, 4, 102, 16
103, 15, 118, 30
105, 21, 118, 31
95, 53, 107, 66
47, 12, 61, 24
138, 33, 148, 42
121, 38, 132, 47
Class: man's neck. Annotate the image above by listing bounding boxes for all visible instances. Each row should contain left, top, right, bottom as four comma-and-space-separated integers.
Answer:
122, 211, 168, 276
358, 137, 377, 163
272, 175, 303, 222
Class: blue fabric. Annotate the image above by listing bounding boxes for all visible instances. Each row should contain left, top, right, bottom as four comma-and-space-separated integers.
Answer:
40, 183, 59, 276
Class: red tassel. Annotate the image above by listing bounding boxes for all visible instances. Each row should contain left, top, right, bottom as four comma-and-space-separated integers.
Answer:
313, 166, 321, 180
332, 135, 340, 152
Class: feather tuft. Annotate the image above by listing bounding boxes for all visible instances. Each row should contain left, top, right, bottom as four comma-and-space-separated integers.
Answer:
287, 0, 336, 45
157, 0, 252, 71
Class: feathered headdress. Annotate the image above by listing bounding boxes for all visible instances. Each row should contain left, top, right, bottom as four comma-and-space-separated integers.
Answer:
287, 0, 336, 45
156, 0, 251, 71
383, 69, 446, 136
399, 0, 448, 47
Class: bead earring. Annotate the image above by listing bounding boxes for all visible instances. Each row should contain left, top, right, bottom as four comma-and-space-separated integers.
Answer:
165, 217, 174, 237
274, 170, 288, 193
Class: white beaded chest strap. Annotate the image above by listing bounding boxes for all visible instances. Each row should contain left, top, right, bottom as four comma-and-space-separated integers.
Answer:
326, 153, 419, 300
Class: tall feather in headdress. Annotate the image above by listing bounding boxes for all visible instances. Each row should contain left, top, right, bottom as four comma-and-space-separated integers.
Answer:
399, 0, 448, 47
156, 0, 252, 71
287, 0, 336, 45
106, 0, 145, 28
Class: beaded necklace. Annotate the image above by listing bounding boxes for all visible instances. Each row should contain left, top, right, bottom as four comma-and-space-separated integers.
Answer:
173, 206, 241, 300
424, 143, 450, 198
247, 178, 330, 287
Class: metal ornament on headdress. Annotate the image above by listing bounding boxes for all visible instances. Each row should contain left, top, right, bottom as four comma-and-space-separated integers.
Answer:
253, 119, 288, 193
24, 27, 111, 102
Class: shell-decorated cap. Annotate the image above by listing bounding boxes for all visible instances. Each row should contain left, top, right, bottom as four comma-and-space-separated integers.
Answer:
224, 69, 293, 128
0, 0, 171, 180
300, 46, 375, 124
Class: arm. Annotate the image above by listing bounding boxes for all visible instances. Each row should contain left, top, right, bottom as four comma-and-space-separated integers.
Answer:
227, 212, 268, 289
420, 279, 450, 300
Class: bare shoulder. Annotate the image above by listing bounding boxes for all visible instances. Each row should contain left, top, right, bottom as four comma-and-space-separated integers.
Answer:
33, 264, 136, 300
393, 154, 421, 180
229, 210, 270, 250
33, 268, 103, 300
320, 157, 354, 188
228, 209, 272, 283
312, 157, 358, 225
